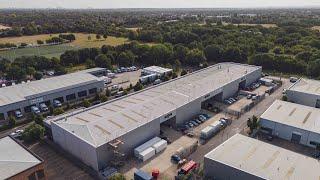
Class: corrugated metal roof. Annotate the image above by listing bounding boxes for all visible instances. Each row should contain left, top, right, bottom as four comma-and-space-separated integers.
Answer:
260, 100, 320, 134
51, 63, 261, 147
0, 68, 103, 106
0, 137, 42, 179
205, 134, 320, 180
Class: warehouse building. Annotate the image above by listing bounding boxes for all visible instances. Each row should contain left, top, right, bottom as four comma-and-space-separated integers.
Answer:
0, 136, 46, 180
204, 134, 320, 180
286, 78, 320, 108
47, 62, 261, 171
259, 100, 320, 148
142, 66, 173, 76
0, 68, 106, 122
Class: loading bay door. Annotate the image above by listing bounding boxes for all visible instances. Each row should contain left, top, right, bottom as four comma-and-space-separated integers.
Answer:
291, 132, 302, 144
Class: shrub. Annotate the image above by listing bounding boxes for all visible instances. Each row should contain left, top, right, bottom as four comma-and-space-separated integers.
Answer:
34, 115, 44, 125
181, 69, 187, 76
82, 99, 91, 108
8, 116, 16, 128
53, 108, 64, 115
22, 124, 45, 143
99, 94, 108, 102
134, 82, 144, 91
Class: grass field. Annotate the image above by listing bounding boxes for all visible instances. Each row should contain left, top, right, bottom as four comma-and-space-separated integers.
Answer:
0, 33, 129, 60
0, 44, 78, 61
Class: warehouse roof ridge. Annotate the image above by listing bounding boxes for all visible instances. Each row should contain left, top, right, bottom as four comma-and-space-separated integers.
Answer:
50, 62, 261, 147
0, 136, 43, 179
0, 68, 104, 106
260, 100, 320, 134
205, 134, 320, 180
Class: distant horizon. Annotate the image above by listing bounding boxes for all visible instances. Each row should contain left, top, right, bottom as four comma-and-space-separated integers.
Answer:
1, 0, 320, 9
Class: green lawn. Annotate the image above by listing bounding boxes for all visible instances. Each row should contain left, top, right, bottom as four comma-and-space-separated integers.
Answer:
0, 44, 79, 61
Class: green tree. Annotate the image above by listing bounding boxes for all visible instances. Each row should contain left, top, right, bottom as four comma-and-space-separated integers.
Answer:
37, 40, 44, 45
106, 89, 111, 97
85, 59, 96, 68
186, 49, 206, 66
88, 35, 91, 41
96, 34, 101, 40
99, 94, 108, 102
204, 45, 222, 62
34, 115, 44, 125
307, 59, 320, 78
247, 115, 259, 134
94, 54, 112, 69
34, 72, 43, 80
22, 124, 45, 143
117, 51, 135, 66
103, 34, 108, 40
8, 116, 16, 128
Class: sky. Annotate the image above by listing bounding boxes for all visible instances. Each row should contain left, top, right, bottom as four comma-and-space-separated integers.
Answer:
1, 0, 320, 9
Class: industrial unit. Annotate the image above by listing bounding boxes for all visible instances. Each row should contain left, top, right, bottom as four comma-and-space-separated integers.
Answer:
46, 62, 261, 172
286, 78, 320, 108
204, 134, 320, 180
142, 66, 173, 76
0, 136, 46, 180
0, 68, 106, 122
259, 100, 320, 148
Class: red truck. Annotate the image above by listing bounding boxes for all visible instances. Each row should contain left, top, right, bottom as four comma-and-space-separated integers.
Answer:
178, 160, 197, 175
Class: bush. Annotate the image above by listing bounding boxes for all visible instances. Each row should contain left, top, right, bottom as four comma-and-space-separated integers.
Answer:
34, 115, 44, 125
22, 124, 45, 143
282, 95, 288, 101
34, 72, 43, 80
53, 108, 64, 115
99, 94, 108, 102
172, 72, 178, 79
108, 173, 126, 180
106, 89, 111, 97
8, 116, 16, 128
181, 69, 187, 76
82, 99, 91, 108
134, 82, 144, 92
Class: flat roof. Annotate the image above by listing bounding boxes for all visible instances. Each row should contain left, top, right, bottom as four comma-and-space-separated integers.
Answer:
205, 134, 320, 180
0, 136, 42, 179
143, 66, 172, 73
0, 68, 104, 106
288, 78, 320, 96
260, 100, 320, 134
52, 63, 260, 147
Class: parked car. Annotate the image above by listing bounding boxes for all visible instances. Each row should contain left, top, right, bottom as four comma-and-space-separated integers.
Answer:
39, 103, 49, 112
224, 99, 232, 105
171, 155, 181, 164
31, 106, 41, 114
247, 94, 252, 99
190, 121, 198, 126
198, 115, 206, 122
153, 79, 162, 85
14, 110, 23, 118
202, 114, 210, 119
53, 100, 62, 107
188, 123, 194, 128
195, 119, 202, 124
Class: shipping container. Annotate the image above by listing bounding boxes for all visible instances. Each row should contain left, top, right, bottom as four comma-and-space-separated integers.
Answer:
134, 169, 153, 180
134, 137, 162, 157
152, 139, 167, 153
139, 147, 156, 162
139, 74, 158, 84
175, 141, 198, 159
200, 121, 223, 140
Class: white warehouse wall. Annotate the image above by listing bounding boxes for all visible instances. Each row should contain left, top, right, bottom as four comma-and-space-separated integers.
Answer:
175, 98, 202, 125
51, 123, 99, 171
260, 118, 317, 148
286, 90, 318, 108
